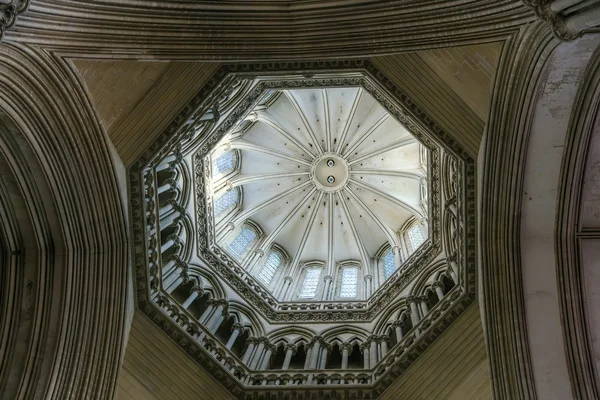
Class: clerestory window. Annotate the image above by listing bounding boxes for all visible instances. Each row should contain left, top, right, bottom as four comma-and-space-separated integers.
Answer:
339, 266, 358, 298
214, 189, 239, 217
257, 250, 282, 285
383, 249, 396, 279
407, 224, 425, 252
228, 225, 257, 259
299, 268, 321, 298
212, 151, 236, 176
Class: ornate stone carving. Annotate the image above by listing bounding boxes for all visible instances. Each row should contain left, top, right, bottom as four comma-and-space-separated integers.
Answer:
0, 0, 28, 40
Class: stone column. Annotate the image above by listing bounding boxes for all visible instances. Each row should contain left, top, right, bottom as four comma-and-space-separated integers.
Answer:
241, 338, 258, 365
209, 314, 225, 333
447, 254, 459, 282
321, 276, 333, 301
279, 276, 293, 299
380, 336, 388, 357
393, 245, 402, 270
161, 234, 179, 254
282, 344, 296, 370
393, 320, 404, 341
420, 296, 429, 315
226, 323, 244, 349
181, 285, 202, 309
249, 340, 266, 370
260, 344, 275, 370
361, 342, 370, 369
199, 300, 215, 324
433, 281, 445, 301
309, 337, 322, 369
319, 344, 330, 369
303, 343, 313, 369
407, 295, 421, 324
369, 336, 377, 367
340, 343, 352, 370
205, 300, 227, 329
364, 275, 372, 298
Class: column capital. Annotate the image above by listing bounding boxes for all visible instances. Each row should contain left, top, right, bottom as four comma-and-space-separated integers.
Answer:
283, 276, 293, 283
364, 274, 372, 281
246, 337, 259, 345
406, 295, 419, 304
310, 335, 324, 345
284, 343, 297, 354
376, 335, 389, 343
231, 323, 245, 333
392, 320, 405, 328
323, 275, 333, 282
258, 337, 271, 346
340, 342, 353, 352
190, 284, 203, 294
254, 248, 265, 257
432, 281, 445, 290
359, 342, 370, 352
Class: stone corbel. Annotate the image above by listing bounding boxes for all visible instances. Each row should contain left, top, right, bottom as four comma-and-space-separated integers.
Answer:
521, 0, 600, 40
0, 0, 29, 40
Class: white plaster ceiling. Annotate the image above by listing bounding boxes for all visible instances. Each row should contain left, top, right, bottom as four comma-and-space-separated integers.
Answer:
211, 87, 426, 290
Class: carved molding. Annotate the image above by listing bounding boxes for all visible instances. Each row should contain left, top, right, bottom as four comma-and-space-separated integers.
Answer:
555, 43, 600, 399
479, 22, 558, 399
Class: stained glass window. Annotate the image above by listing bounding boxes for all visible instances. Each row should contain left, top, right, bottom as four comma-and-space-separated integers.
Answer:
257, 251, 282, 285
340, 267, 358, 297
228, 226, 256, 259
383, 249, 396, 279
408, 224, 425, 251
212, 151, 235, 176
214, 190, 238, 216
299, 268, 321, 298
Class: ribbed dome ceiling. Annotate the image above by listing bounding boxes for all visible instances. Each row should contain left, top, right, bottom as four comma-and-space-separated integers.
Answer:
210, 87, 428, 299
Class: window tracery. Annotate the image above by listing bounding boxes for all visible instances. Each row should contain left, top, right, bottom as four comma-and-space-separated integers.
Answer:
228, 225, 257, 259
339, 266, 358, 298
258, 250, 282, 285
407, 223, 425, 252
299, 268, 321, 298
382, 249, 396, 280
212, 150, 237, 176
214, 188, 239, 217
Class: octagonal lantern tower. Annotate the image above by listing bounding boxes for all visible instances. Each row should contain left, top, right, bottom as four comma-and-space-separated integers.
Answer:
128, 61, 476, 399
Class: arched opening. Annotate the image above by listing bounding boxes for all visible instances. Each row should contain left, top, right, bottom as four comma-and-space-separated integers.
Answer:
188, 292, 211, 320
326, 343, 342, 369
289, 344, 308, 370
214, 315, 235, 344
270, 344, 287, 369
347, 343, 362, 369
231, 330, 249, 358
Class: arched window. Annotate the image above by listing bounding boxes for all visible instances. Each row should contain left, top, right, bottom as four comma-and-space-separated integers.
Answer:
257, 250, 282, 285
228, 225, 257, 259
298, 268, 321, 298
407, 223, 425, 252
212, 151, 236, 176
339, 266, 358, 298
383, 249, 396, 279
214, 189, 239, 217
